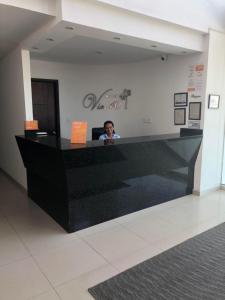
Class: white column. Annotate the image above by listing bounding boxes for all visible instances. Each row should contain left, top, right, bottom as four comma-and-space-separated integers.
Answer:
198, 30, 225, 194
21, 49, 33, 120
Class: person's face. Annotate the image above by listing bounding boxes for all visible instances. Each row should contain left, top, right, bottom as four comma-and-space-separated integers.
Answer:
105, 123, 114, 136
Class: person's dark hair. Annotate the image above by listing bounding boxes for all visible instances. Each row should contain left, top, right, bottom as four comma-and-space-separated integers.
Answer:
104, 120, 114, 128
104, 120, 115, 133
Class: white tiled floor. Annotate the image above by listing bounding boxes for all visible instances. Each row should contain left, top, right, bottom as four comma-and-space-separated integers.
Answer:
1, 171, 225, 299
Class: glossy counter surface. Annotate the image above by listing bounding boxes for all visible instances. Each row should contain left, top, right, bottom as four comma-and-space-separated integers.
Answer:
16, 133, 202, 232
17, 133, 190, 149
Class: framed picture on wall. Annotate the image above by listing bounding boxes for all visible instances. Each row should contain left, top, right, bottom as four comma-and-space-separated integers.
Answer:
174, 108, 186, 125
208, 94, 220, 109
174, 92, 188, 107
189, 102, 201, 120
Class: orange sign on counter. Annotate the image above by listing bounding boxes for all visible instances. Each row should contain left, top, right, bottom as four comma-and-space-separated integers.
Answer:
71, 121, 88, 144
24, 120, 39, 130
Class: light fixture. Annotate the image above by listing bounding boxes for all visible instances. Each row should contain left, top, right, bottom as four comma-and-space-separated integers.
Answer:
65, 26, 74, 30
46, 38, 54, 42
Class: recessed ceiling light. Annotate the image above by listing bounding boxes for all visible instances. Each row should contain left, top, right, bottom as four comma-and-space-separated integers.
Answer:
65, 26, 74, 30
46, 38, 54, 42
151, 45, 157, 48
32, 46, 39, 50
95, 51, 103, 55
113, 37, 121, 40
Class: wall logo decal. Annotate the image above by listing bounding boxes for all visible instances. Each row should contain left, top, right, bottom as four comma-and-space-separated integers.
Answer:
82, 89, 131, 110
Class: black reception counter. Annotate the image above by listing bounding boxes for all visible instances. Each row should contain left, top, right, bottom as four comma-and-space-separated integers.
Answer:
16, 132, 202, 232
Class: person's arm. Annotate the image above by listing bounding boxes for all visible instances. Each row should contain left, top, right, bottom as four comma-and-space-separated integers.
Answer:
99, 134, 105, 140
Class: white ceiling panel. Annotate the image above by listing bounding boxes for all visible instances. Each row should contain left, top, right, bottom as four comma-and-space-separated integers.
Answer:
0, 4, 52, 59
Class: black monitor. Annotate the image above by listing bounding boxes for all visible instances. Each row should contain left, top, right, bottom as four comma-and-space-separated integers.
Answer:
180, 128, 203, 136
92, 127, 105, 140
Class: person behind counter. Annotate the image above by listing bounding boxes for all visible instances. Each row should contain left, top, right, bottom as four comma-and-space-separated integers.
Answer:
99, 120, 120, 140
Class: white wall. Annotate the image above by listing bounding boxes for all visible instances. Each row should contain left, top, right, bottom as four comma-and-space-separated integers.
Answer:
97, 0, 225, 33
0, 48, 29, 187
137, 54, 207, 135
31, 52, 206, 141
31, 60, 148, 139
200, 30, 225, 193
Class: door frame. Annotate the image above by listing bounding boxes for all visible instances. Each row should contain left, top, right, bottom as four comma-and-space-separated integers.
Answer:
31, 78, 61, 137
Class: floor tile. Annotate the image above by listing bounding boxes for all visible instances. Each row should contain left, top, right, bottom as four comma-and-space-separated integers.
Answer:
1, 171, 225, 300
0, 217, 30, 267
0, 179, 36, 217
122, 214, 182, 243
111, 244, 163, 272
114, 195, 195, 225
33, 238, 107, 286
83, 224, 148, 262
30, 289, 61, 300
114, 206, 155, 224
155, 217, 225, 252
56, 264, 118, 300
0, 194, 36, 217
0, 258, 51, 300
77, 219, 118, 238
7, 208, 79, 254
153, 227, 199, 252
158, 198, 223, 229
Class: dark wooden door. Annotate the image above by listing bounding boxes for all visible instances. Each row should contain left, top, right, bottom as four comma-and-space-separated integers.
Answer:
31, 79, 60, 136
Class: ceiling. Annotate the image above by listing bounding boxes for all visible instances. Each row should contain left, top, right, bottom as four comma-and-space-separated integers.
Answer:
0, 4, 52, 59
1, 1, 225, 66
30, 34, 166, 65
0, 3, 199, 65
29, 20, 197, 65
